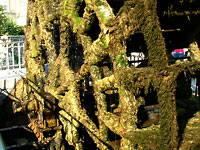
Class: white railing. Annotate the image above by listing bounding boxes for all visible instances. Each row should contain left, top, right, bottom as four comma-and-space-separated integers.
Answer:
128, 52, 145, 67
0, 36, 25, 70
0, 36, 26, 78
0, 36, 26, 93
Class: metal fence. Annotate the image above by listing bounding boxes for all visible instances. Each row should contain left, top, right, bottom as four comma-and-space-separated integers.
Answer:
0, 36, 26, 92
0, 36, 25, 70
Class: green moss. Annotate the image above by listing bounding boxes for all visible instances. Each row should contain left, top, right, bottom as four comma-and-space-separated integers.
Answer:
30, 40, 38, 57
115, 54, 128, 67
101, 34, 109, 48
37, 3, 39, 9
94, 0, 114, 25
71, 13, 82, 25
50, 74, 56, 80
27, 73, 34, 82
64, 9, 82, 32
65, 10, 81, 25
98, 11, 108, 24
64, 9, 70, 15
31, 26, 36, 35
94, 0, 103, 6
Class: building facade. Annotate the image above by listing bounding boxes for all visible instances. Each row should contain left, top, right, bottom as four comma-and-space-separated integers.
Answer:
0, 0, 27, 25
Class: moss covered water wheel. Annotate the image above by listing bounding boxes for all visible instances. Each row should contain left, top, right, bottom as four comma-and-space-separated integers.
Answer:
9, 0, 200, 149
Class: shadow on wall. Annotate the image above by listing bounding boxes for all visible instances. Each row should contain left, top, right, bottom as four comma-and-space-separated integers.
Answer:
0, 92, 6, 106
0, 93, 38, 150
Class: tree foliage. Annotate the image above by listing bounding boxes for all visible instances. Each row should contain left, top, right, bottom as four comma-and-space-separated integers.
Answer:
0, 5, 24, 35
9, 0, 200, 150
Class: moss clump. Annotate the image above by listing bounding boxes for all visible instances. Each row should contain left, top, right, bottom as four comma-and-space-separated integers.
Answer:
30, 40, 38, 57
115, 54, 128, 67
